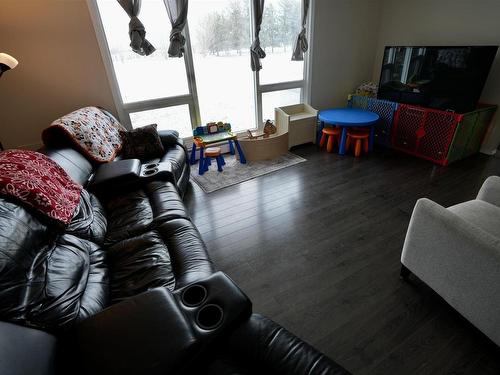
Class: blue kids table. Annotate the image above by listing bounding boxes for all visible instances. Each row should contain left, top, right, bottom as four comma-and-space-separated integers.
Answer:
318, 108, 380, 155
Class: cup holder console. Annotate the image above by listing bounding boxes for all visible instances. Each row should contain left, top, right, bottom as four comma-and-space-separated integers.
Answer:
173, 271, 252, 337
142, 168, 159, 176
144, 163, 159, 170
181, 284, 207, 307
139, 161, 174, 182
75, 272, 252, 374
196, 304, 224, 330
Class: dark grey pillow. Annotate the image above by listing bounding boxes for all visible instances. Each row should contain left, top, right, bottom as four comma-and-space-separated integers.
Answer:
119, 124, 165, 160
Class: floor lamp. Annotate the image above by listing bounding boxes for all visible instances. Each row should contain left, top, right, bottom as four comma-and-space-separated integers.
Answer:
0, 53, 19, 151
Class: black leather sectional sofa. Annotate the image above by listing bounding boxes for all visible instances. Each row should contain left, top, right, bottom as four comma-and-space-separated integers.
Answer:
0, 128, 349, 374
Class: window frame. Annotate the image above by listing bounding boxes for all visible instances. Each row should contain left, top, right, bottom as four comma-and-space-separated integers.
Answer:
87, 0, 314, 139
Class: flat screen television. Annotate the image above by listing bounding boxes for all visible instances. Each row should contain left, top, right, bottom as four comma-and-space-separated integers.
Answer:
377, 46, 498, 113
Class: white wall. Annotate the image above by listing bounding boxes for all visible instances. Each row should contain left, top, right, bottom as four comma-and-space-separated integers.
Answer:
309, 0, 382, 110
373, 0, 500, 153
0, 0, 117, 149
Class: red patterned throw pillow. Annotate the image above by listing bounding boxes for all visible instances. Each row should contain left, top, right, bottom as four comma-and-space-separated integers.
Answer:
0, 150, 82, 225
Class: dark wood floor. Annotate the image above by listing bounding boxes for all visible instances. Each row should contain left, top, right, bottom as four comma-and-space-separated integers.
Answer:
185, 144, 500, 375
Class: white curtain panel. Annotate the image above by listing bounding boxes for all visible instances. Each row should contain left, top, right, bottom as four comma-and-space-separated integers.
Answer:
117, 0, 156, 56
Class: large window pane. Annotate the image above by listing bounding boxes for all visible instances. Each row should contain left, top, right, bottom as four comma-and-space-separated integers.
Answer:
129, 105, 192, 138
96, 0, 189, 103
262, 88, 301, 121
189, 0, 256, 132
259, 0, 304, 84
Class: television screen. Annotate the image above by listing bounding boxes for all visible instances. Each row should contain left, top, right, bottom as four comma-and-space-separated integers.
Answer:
377, 46, 498, 113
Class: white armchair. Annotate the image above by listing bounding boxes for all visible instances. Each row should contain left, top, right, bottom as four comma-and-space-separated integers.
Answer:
401, 176, 500, 346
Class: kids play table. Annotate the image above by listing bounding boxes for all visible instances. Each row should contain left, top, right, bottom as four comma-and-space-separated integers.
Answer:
191, 131, 246, 175
318, 108, 380, 155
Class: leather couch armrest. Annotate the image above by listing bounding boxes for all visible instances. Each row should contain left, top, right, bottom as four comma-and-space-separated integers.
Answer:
158, 130, 180, 148
0, 321, 57, 375
216, 314, 350, 375
88, 158, 141, 192
76, 288, 199, 375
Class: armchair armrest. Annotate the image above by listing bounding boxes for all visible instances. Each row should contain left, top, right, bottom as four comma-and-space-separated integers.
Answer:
477, 175, 500, 207
401, 198, 500, 345
158, 130, 180, 148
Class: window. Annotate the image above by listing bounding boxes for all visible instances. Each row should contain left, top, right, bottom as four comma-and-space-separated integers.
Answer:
259, 0, 303, 85
89, 0, 311, 138
96, 0, 189, 103
129, 105, 192, 137
262, 88, 301, 121
189, 0, 255, 132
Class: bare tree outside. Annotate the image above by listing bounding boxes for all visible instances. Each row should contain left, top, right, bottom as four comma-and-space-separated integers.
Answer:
196, 0, 299, 56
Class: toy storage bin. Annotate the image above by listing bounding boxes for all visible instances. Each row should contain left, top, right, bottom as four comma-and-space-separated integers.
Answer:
348, 95, 398, 147
447, 105, 497, 164
275, 103, 318, 149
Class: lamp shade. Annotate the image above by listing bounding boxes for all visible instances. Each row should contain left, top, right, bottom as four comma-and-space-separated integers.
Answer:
0, 53, 18, 76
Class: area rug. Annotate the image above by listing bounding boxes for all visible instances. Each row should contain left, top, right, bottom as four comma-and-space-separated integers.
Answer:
191, 152, 306, 193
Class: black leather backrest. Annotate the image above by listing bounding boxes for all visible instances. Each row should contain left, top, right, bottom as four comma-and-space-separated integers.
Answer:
41, 147, 95, 186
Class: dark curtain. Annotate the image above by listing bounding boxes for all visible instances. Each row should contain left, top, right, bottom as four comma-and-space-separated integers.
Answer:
291, 0, 310, 61
250, 0, 266, 71
118, 0, 156, 56
164, 0, 189, 57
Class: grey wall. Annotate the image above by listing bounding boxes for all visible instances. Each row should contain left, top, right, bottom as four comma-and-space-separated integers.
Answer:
309, 0, 382, 110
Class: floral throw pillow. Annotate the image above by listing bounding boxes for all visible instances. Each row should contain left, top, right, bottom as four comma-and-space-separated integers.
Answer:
119, 124, 165, 160
0, 150, 82, 225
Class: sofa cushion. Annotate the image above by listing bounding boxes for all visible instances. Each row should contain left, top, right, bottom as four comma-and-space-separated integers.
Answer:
0, 197, 109, 330
42, 147, 94, 186
448, 199, 500, 239
66, 190, 107, 244
119, 124, 165, 160
103, 181, 189, 245
204, 314, 350, 375
157, 219, 215, 288
106, 218, 214, 303
107, 231, 176, 303
160, 144, 187, 183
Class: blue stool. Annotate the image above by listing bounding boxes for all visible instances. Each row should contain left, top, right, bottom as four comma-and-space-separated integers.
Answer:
200, 147, 225, 175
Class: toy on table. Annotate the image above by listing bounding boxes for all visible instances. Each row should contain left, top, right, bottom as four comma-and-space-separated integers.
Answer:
190, 122, 246, 175
246, 120, 277, 139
